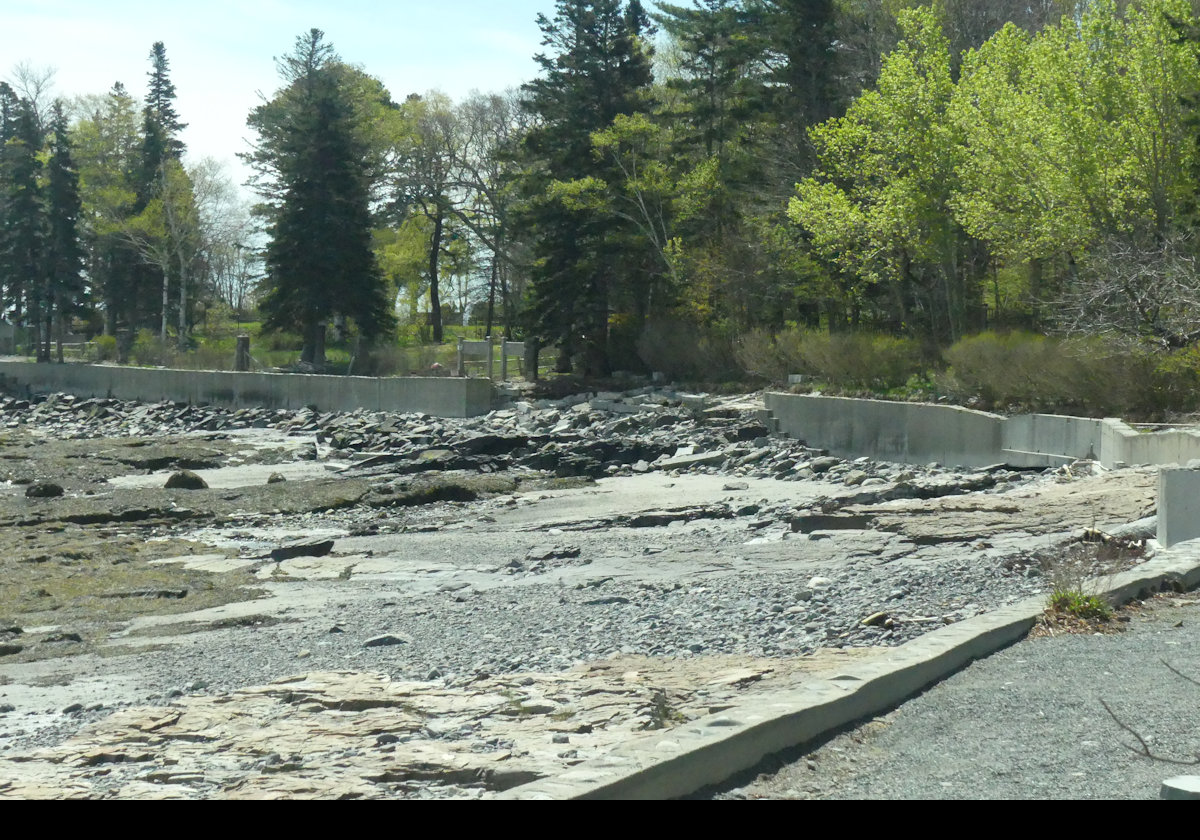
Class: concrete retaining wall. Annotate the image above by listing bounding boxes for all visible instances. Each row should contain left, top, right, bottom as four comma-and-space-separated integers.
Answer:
765, 392, 1200, 469
764, 393, 1007, 468
0, 361, 494, 418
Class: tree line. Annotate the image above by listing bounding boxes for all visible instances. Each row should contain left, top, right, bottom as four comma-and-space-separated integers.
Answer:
0, 45, 254, 360
6, 1, 1200, 377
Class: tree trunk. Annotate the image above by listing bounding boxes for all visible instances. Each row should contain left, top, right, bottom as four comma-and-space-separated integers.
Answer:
485, 254, 497, 339
178, 268, 188, 350
161, 270, 170, 343
429, 210, 444, 344
54, 298, 64, 364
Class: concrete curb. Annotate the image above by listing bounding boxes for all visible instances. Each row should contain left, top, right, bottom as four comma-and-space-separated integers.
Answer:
503, 545, 1200, 800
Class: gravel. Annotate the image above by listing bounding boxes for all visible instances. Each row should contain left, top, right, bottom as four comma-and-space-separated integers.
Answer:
712, 593, 1200, 800
0, 383, 1160, 784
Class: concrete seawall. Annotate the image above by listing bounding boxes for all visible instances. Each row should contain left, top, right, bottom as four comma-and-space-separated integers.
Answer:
764, 392, 1200, 470
0, 361, 494, 418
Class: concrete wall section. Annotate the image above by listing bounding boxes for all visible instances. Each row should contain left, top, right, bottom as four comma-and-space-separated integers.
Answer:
1098, 419, 1200, 468
766, 393, 1200, 470
0, 361, 494, 418
764, 393, 1006, 468
1158, 468, 1200, 548
1004, 414, 1102, 461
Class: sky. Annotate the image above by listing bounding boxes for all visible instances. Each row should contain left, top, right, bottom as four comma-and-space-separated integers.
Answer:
2, 0, 556, 190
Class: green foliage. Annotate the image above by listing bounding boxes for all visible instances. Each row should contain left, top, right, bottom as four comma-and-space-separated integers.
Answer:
246, 30, 396, 363
635, 318, 740, 382
1048, 589, 1114, 622
791, 6, 979, 341
519, 0, 657, 376
939, 330, 1200, 417
91, 334, 118, 362
130, 328, 170, 366
735, 327, 924, 390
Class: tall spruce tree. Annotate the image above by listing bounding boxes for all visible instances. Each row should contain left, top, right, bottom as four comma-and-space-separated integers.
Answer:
133, 42, 188, 339
519, 0, 655, 376
0, 99, 45, 344
0, 82, 22, 324
42, 102, 85, 362
246, 29, 394, 365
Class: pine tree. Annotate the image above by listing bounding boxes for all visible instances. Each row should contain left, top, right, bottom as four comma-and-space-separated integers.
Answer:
762, 0, 839, 178
0, 99, 46, 345
519, 0, 655, 376
42, 102, 85, 362
145, 42, 186, 161
133, 42, 188, 339
246, 29, 394, 366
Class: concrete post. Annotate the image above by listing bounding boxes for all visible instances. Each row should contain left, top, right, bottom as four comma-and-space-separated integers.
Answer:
456, 337, 465, 377
500, 336, 509, 382
1157, 467, 1200, 548
487, 335, 495, 381
234, 335, 251, 372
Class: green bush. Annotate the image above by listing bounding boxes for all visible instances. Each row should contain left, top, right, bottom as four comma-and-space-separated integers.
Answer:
733, 328, 786, 382
736, 327, 924, 390
939, 330, 1193, 417
129, 329, 172, 367
91, 335, 118, 363
637, 319, 741, 382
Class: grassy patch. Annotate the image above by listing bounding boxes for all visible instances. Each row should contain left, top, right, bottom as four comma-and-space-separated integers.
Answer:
1048, 589, 1113, 621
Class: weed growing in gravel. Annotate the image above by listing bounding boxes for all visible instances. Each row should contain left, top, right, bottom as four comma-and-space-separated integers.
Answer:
1048, 588, 1113, 621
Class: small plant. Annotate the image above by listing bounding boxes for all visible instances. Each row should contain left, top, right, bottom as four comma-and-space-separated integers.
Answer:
1048, 588, 1113, 621
639, 689, 688, 731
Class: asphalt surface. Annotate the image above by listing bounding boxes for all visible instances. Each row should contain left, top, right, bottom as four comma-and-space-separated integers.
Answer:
712, 592, 1200, 799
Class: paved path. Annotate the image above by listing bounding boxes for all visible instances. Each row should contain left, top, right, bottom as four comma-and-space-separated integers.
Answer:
715, 592, 1200, 799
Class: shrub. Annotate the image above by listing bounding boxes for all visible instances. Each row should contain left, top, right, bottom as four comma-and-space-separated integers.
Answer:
129, 329, 172, 367
737, 327, 924, 390
637, 319, 740, 382
91, 335, 118, 363
940, 330, 1185, 417
733, 328, 785, 382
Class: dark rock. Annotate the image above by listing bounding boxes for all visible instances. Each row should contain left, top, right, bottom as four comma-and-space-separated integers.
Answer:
100, 588, 188, 600
525, 545, 582, 562
810, 456, 842, 474
0, 644, 23, 656
270, 539, 335, 562
165, 470, 208, 490
43, 632, 83, 644
364, 634, 409, 648
267, 472, 287, 484
25, 481, 64, 499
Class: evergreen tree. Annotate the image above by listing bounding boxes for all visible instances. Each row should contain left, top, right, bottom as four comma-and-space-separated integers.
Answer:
42, 102, 85, 362
145, 42, 187, 159
762, 0, 839, 178
72, 82, 143, 339
246, 29, 394, 365
519, 0, 655, 375
0, 99, 45, 339
0, 82, 22, 322
132, 42, 188, 339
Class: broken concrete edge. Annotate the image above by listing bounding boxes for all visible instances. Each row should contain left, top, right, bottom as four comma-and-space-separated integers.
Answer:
1161, 776, 1200, 800
503, 546, 1200, 800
